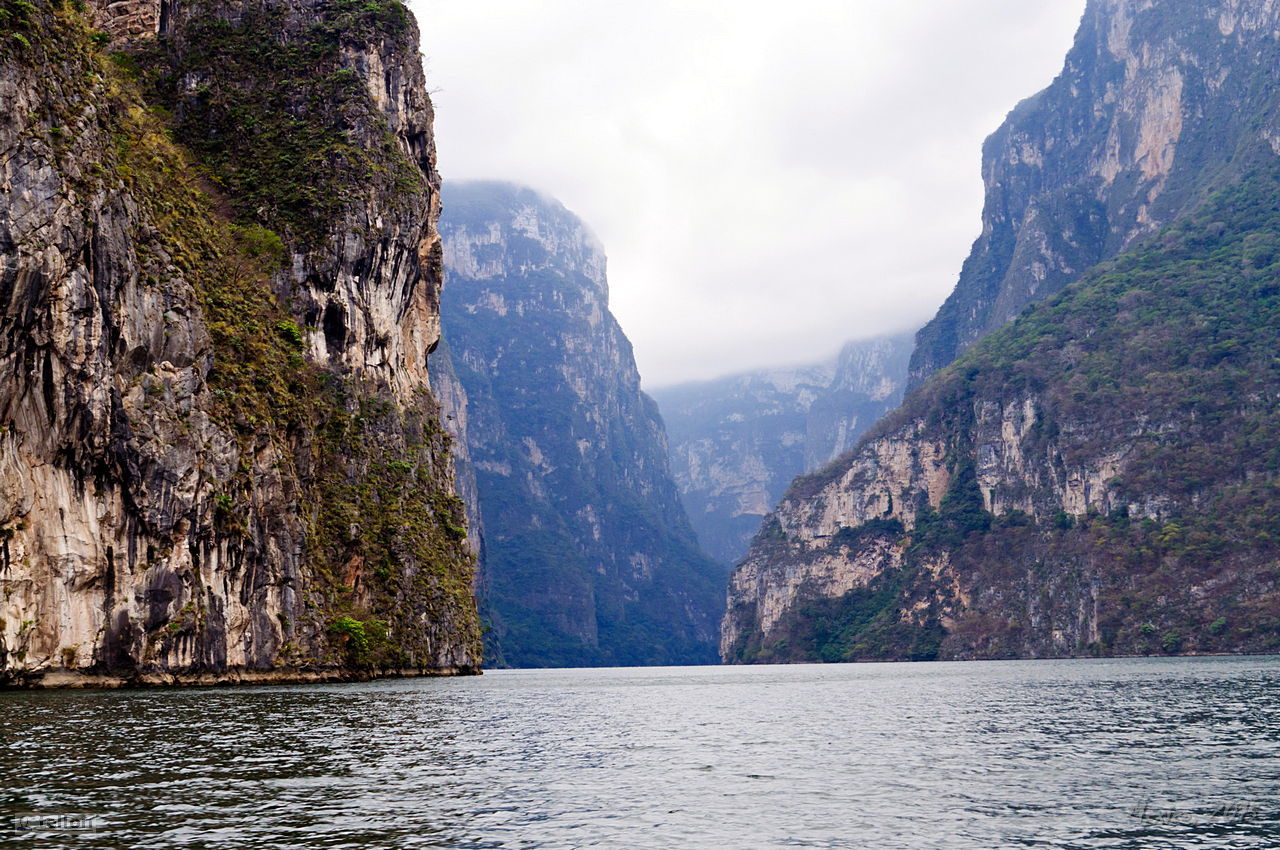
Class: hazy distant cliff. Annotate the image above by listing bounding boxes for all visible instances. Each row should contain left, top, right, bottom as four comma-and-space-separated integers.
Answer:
652, 334, 913, 566
725, 0, 1280, 664
0, 0, 479, 685
910, 0, 1280, 388
440, 182, 725, 667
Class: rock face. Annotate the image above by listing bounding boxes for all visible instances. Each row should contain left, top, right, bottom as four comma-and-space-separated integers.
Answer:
430, 340, 485, 563
0, 0, 480, 686
440, 181, 726, 668
909, 0, 1280, 389
652, 334, 913, 566
724, 0, 1280, 665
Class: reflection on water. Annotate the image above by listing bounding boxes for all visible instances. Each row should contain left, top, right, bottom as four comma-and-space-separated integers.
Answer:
3, 657, 1280, 848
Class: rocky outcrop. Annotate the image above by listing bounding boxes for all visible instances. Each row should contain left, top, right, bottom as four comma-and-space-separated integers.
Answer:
440, 181, 725, 667
909, 0, 1280, 389
652, 333, 912, 565
0, 0, 480, 686
725, 0, 1280, 665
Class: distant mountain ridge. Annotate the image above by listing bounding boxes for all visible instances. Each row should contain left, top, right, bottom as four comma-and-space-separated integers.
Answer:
652, 333, 913, 566
439, 181, 725, 668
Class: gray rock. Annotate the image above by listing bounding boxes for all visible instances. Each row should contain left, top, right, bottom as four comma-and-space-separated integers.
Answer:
0, 0, 479, 685
440, 181, 725, 668
652, 334, 913, 566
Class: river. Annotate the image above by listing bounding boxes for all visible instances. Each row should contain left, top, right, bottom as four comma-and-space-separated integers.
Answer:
3, 657, 1279, 847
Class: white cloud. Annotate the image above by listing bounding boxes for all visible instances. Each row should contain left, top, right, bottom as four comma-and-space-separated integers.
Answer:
411, 0, 1087, 387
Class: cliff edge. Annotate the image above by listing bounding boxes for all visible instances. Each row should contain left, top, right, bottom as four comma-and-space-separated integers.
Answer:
0, 0, 481, 685
725, 0, 1280, 664
441, 181, 726, 667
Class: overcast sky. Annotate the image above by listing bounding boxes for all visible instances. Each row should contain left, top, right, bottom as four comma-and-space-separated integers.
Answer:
411, 0, 1088, 388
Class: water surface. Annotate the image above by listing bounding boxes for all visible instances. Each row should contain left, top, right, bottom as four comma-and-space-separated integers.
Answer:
3, 657, 1280, 847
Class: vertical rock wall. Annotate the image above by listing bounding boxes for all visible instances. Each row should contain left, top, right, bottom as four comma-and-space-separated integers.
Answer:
440, 181, 726, 668
0, 0, 480, 685
908, 0, 1280, 388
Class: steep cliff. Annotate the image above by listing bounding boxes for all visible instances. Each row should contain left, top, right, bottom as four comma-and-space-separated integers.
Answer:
725, 0, 1280, 665
909, 0, 1280, 389
652, 333, 913, 565
430, 340, 485, 557
440, 181, 725, 668
0, 0, 480, 685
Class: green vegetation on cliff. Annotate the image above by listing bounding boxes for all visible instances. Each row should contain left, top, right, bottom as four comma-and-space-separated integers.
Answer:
130, 0, 423, 241
118, 39, 476, 669
1, 0, 478, 676
735, 168, 1280, 664
906, 0, 1280, 389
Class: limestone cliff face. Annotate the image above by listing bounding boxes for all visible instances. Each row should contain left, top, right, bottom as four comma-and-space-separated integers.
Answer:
430, 341, 485, 561
721, 402, 1051, 658
151, 0, 446, 399
652, 333, 912, 566
0, 0, 480, 686
725, 0, 1280, 665
440, 181, 726, 668
909, 0, 1280, 389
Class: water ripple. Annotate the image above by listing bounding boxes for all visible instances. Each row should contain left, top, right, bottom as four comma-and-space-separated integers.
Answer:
3, 657, 1280, 847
